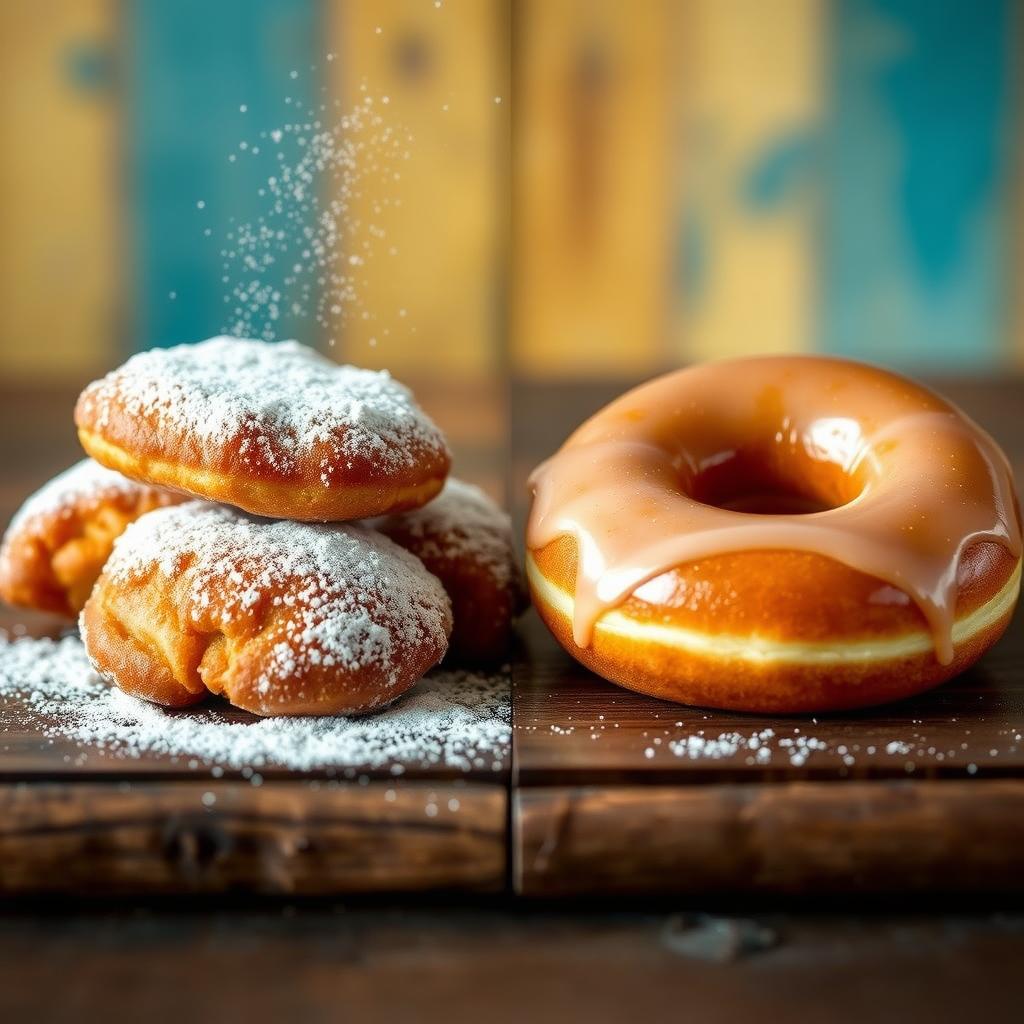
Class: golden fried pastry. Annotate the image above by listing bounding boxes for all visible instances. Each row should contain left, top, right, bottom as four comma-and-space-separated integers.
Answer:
75, 336, 450, 522
0, 460, 183, 617
528, 356, 1022, 712
373, 478, 526, 662
81, 502, 452, 716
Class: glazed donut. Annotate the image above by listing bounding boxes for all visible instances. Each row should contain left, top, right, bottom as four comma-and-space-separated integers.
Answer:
82, 502, 452, 716
527, 356, 1022, 713
75, 336, 450, 522
372, 478, 527, 662
0, 460, 183, 617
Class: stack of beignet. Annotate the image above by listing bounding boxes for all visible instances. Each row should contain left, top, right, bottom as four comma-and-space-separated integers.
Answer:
1, 337, 523, 715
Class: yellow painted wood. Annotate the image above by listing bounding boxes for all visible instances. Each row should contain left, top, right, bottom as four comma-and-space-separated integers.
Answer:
512, 0, 678, 378
676, 0, 823, 363
327, 0, 505, 381
0, 0, 119, 381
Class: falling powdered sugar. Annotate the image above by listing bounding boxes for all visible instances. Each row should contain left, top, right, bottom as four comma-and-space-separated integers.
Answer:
217, 86, 415, 345
0, 632, 509, 772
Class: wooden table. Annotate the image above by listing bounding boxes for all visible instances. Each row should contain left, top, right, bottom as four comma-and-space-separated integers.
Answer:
2, 375, 1023, 898
2, 374, 1024, 1018
4, 903, 1024, 1023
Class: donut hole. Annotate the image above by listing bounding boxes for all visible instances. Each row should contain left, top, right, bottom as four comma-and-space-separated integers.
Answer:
689, 449, 864, 515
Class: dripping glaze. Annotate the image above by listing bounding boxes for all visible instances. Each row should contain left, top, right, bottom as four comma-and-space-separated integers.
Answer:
527, 356, 1022, 665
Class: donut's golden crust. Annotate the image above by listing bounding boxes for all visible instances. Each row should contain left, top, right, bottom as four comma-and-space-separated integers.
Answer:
82, 507, 452, 717
76, 427, 448, 523
375, 517, 527, 663
529, 536, 1019, 713
427, 559, 526, 663
73, 339, 452, 521
83, 578, 443, 716
0, 479, 182, 618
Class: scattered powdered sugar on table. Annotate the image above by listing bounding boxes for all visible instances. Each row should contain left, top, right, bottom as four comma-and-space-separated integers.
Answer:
522, 707, 1023, 776
77, 337, 449, 477
0, 632, 509, 773
99, 502, 451, 701
373, 478, 519, 587
4, 459, 156, 535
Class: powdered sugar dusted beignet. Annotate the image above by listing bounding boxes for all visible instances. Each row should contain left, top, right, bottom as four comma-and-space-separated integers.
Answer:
373, 478, 526, 662
81, 502, 452, 716
75, 337, 451, 521
0, 459, 183, 617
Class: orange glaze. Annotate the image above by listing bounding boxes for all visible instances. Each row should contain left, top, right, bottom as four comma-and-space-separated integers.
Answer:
527, 356, 1021, 667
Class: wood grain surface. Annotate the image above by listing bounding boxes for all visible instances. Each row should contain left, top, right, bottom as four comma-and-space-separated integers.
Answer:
516, 780, 1024, 896
0, 780, 506, 896
4, 905, 1024, 1024
512, 611, 1024, 785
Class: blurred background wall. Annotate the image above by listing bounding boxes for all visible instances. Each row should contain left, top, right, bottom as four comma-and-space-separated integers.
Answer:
0, 0, 506, 387
0, 0, 1020, 388
514, 0, 1022, 377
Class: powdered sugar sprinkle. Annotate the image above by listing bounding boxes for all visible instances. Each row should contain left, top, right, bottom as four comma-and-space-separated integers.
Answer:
97, 502, 451, 701
5, 459, 156, 536
0, 632, 509, 773
374, 477, 519, 587
77, 337, 449, 479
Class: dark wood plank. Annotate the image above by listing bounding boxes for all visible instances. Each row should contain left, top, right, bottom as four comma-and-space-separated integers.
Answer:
2, 906, 1024, 1023
0, 780, 506, 895
515, 780, 1024, 896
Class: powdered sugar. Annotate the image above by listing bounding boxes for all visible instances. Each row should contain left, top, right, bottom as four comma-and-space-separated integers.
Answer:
217, 85, 414, 347
6, 459, 152, 535
373, 478, 518, 587
96, 502, 451, 699
76, 337, 449, 479
531, 713, 1024, 774
0, 632, 509, 772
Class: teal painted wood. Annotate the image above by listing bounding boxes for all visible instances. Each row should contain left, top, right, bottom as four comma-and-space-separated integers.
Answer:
820, 0, 1013, 369
128, 0, 320, 351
